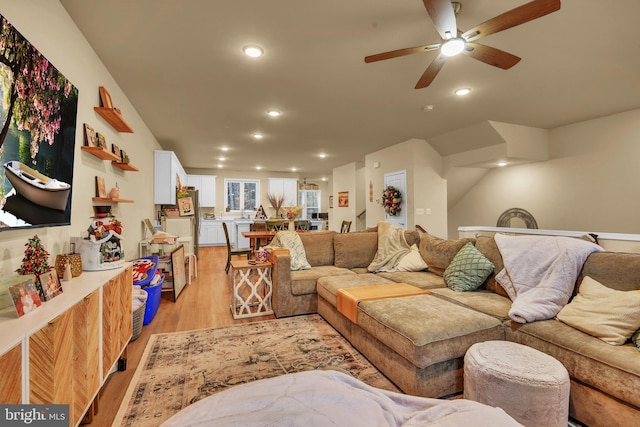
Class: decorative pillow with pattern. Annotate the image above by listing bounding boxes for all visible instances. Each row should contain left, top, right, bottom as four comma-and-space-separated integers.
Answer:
266, 231, 311, 271
444, 242, 494, 292
557, 276, 640, 345
633, 329, 640, 351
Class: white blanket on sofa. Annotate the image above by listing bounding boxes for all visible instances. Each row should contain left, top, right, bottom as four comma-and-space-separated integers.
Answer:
161, 370, 521, 427
368, 221, 411, 272
494, 233, 603, 324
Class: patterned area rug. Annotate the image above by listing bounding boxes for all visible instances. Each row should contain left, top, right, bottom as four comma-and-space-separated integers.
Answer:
113, 314, 398, 426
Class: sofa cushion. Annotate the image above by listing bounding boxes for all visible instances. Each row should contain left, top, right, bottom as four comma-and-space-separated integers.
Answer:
334, 232, 378, 268
506, 319, 640, 409
376, 271, 446, 290
290, 266, 355, 296
474, 236, 509, 298
579, 251, 640, 292
418, 233, 475, 276
556, 276, 640, 345
444, 242, 494, 292
299, 231, 335, 266
317, 273, 394, 307
358, 294, 504, 369
429, 288, 512, 320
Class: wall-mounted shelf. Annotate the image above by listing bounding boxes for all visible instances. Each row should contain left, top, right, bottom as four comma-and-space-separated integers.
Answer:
92, 197, 134, 203
94, 107, 134, 133
81, 146, 120, 161
112, 162, 139, 171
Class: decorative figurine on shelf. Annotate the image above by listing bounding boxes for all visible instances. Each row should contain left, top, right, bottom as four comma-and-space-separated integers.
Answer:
255, 205, 267, 220
109, 182, 120, 199
62, 260, 72, 282
15, 235, 51, 301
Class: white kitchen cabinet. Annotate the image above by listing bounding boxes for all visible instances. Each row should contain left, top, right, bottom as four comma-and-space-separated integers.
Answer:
187, 174, 216, 207
236, 221, 252, 248
199, 220, 234, 246
154, 150, 187, 205
268, 178, 298, 206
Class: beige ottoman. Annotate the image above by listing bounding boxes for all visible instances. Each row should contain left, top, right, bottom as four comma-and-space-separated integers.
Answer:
464, 340, 570, 427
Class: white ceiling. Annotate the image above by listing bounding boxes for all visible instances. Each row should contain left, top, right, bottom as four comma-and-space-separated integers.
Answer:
59, 0, 640, 179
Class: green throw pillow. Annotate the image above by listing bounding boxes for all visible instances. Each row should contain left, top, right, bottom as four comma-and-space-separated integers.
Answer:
633, 329, 640, 351
444, 242, 494, 292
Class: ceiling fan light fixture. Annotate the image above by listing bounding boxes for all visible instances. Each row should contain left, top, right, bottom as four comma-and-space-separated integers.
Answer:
440, 37, 465, 57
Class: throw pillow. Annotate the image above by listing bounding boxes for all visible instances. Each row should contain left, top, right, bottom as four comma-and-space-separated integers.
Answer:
266, 231, 311, 271
444, 242, 494, 292
418, 233, 475, 276
395, 244, 428, 272
556, 276, 640, 345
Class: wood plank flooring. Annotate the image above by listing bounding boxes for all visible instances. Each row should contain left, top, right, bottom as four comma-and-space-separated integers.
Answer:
89, 246, 274, 427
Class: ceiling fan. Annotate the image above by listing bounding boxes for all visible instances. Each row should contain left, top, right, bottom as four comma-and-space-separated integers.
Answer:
365, 0, 561, 88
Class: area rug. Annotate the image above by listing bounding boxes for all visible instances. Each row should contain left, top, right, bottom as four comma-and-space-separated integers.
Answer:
113, 314, 398, 427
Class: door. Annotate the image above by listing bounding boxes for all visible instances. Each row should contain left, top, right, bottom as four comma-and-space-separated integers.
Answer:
384, 170, 406, 229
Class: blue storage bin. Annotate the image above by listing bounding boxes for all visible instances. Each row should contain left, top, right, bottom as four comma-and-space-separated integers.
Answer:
143, 273, 164, 325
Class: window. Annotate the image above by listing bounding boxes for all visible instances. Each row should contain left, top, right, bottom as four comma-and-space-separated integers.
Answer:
224, 179, 260, 212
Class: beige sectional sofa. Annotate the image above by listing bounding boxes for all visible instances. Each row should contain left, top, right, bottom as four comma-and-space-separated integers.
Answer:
268, 229, 640, 426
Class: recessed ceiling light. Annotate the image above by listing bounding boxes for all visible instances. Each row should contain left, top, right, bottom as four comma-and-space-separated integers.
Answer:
217, 164, 224, 168
455, 88, 471, 96
218, 157, 226, 161
256, 166, 262, 170
252, 133, 263, 140
319, 153, 327, 159
291, 167, 297, 172
267, 110, 281, 117
497, 161, 508, 167
221, 146, 229, 152
321, 177, 327, 181
243, 45, 264, 58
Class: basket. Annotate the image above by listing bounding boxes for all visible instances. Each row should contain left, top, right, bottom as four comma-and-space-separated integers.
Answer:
143, 273, 164, 326
131, 301, 146, 341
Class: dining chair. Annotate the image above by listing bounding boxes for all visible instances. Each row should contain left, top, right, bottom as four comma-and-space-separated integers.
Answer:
294, 220, 310, 231
340, 220, 352, 233
223, 221, 252, 273
265, 219, 285, 231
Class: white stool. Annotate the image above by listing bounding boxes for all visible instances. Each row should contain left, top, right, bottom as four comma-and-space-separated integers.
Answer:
185, 252, 197, 284
464, 340, 570, 427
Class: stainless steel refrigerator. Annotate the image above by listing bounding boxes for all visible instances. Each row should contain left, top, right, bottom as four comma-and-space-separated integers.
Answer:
163, 188, 200, 257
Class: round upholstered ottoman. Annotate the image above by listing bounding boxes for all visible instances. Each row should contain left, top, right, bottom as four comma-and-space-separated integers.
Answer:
464, 340, 570, 427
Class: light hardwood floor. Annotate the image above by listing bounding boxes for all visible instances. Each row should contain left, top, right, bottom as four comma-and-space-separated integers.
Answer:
89, 246, 274, 427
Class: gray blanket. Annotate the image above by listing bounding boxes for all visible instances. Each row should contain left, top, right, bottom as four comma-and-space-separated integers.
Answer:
495, 233, 603, 323
161, 370, 522, 426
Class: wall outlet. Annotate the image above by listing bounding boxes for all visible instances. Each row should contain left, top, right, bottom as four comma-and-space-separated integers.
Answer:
415, 208, 425, 215
426, 208, 432, 215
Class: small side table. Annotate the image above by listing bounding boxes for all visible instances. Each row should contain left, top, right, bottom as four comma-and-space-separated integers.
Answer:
230, 259, 274, 319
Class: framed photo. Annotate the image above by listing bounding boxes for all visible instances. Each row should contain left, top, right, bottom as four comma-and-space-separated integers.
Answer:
111, 143, 122, 161
9, 276, 42, 317
120, 149, 128, 163
338, 191, 349, 207
40, 270, 63, 301
96, 132, 106, 149
84, 123, 97, 147
171, 244, 187, 302
99, 86, 113, 109
96, 176, 107, 198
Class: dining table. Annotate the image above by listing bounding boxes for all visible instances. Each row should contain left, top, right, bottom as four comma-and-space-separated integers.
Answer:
242, 229, 325, 250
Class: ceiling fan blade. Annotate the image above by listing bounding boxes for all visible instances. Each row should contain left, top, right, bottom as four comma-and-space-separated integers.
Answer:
415, 54, 447, 89
462, 0, 560, 42
364, 44, 440, 63
463, 43, 521, 69
422, 0, 458, 39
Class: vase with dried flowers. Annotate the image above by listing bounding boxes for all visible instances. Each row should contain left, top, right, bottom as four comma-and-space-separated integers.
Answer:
284, 206, 303, 230
267, 192, 286, 218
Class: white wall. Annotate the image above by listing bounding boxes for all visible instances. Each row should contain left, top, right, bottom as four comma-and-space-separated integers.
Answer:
448, 109, 640, 236
331, 162, 361, 232
365, 138, 448, 237
0, 1, 162, 277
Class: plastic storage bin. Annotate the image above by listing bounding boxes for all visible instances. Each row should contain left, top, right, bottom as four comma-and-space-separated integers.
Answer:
143, 273, 164, 326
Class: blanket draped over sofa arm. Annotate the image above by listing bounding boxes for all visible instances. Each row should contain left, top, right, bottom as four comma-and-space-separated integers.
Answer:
494, 233, 604, 323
